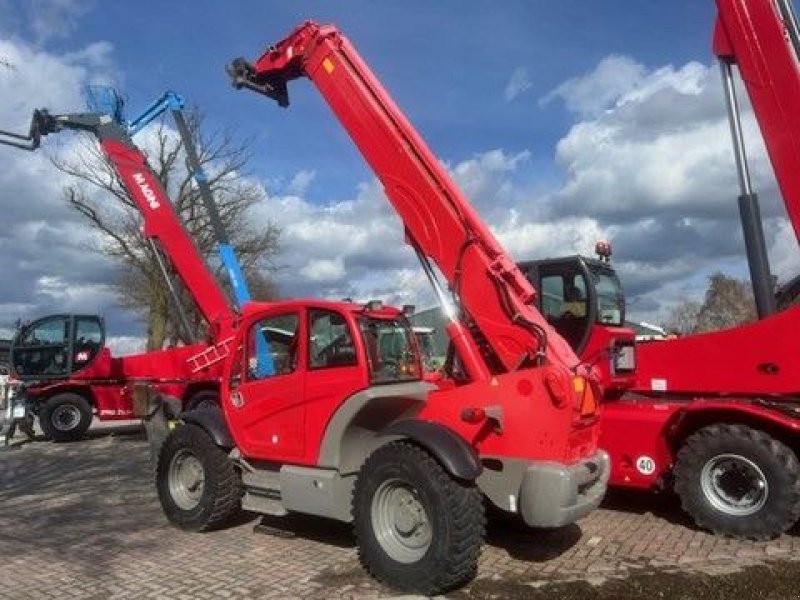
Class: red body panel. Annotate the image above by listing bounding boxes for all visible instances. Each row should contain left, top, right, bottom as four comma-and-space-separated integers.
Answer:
221, 300, 597, 466
27, 343, 223, 420
632, 305, 800, 396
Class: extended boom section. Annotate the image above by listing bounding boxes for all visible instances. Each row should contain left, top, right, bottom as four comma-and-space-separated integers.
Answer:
0, 109, 234, 336
229, 22, 582, 380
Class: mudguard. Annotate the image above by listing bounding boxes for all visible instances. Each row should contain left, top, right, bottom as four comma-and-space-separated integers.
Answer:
382, 419, 482, 480
181, 406, 234, 449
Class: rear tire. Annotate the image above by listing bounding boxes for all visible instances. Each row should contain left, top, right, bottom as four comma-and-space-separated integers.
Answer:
674, 423, 800, 540
156, 424, 242, 531
39, 393, 92, 442
352, 441, 485, 595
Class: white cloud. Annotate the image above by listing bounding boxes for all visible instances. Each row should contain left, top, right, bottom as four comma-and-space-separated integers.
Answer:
25, 0, 93, 44
0, 36, 123, 331
540, 55, 646, 117
504, 66, 533, 102
250, 52, 797, 327
300, 257, 345, 282
287, 169, 315, 196
2, 31, 795, 344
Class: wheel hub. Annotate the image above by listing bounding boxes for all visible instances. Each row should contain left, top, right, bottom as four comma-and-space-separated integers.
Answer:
701, 453, 768, 516
168, 449, 206, 511
371, 478, 432, 563
51, 405, 81, 432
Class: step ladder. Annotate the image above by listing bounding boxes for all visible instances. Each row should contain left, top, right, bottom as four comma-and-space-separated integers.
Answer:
187, 337, 234, 373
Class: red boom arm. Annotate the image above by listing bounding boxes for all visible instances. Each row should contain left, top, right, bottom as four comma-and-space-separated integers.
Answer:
714, 0, 800, 242
98, 135, 234, 331
230, 22, 582, 380
17, 114, 236, 335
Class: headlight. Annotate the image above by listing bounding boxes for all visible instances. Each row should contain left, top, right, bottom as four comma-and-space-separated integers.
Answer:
613, 343, 635, 373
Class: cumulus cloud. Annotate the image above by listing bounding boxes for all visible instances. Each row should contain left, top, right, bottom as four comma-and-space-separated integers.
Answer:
504, 66, 533, 102
544, 54, 795, 321
250, 52, 796, 326
0, 0, 94, 45
540, 55, 646, 117
0, 36, 124, 332
2, 28, 796, 351
287, 169, 315, 196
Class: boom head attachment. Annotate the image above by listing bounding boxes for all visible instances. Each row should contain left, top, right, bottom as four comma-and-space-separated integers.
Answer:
226, 20, 332, 108
0, 109, 59, 151
226, 57, 290, 107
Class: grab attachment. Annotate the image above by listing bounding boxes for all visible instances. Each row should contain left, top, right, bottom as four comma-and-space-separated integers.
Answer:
0, 110, 59, 151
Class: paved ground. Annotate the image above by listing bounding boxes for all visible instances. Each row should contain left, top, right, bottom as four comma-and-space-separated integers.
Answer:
1, 423, 800, 599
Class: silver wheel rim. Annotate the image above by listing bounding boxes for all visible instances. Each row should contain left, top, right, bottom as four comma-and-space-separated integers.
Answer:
52, 404, 81, 431
371, 478, 432, 563
168, 449, 206, 511
700, 453, 768, 516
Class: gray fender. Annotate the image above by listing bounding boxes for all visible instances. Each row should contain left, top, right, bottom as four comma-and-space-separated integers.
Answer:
181, 406, 234, 449
382, 419, 482, 480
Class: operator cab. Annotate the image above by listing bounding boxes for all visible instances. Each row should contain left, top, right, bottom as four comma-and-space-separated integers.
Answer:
519, 245, 635, 391
520, 256, 624, 355
10, 314, 105, 380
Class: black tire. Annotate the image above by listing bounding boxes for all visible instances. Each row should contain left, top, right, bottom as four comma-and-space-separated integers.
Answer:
39, 393, 93, 442
185, 390, 219, 412
352, 441, 485, 595
674, 423, 800, 540
156, 423, 242, 532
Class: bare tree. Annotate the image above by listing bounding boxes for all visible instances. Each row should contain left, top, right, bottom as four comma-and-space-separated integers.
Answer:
694, 272, 756, 332
664, 298, 702, 335
664, 272, 756, 335
52, 109, 280, 350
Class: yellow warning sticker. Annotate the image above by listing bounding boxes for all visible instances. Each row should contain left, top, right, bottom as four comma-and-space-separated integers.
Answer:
322, 57, 335, 74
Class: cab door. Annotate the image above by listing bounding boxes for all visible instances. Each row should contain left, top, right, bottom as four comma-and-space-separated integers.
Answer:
303, 309, 369, 463
224, 311, 306, 462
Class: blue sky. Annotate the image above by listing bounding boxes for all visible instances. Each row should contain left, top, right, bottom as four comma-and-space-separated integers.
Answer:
1, 0, 796, 348
36, 1, 716, 200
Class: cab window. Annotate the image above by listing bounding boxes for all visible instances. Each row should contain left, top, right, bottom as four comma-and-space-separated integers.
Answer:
308, 310, 357, 369
359, 317, 420, 384
13, 316, 70, 378
540, 272, 589, 350
591, 269, 625, 326
73, 317, 103, 367
246, 314, 299, 380
541, 274, 588, 320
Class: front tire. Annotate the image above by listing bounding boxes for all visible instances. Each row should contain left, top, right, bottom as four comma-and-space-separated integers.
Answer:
185, 390, 219, 412
156, 424, 242, 531
353, 441, 485, 595
674, 423, 800, 540
39, 393, 92, 442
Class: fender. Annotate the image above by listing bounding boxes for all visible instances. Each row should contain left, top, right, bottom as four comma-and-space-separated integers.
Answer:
181, 406, 234, 449
382, 419, 482, 480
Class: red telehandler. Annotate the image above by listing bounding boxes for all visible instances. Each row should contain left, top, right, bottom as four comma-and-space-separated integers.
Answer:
134, 20, 609, 596
0, 103, 239, 443
515, 0, 800, 541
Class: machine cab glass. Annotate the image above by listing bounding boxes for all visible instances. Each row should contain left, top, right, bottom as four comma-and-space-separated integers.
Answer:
11, 314, 104, 380
520, 257, 625, 354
